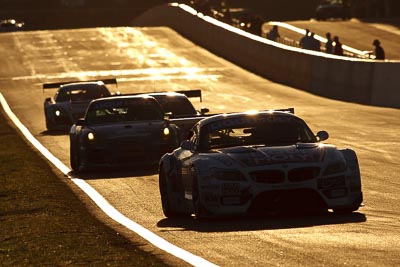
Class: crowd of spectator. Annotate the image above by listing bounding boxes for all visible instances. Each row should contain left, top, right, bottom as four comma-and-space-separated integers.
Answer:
183, 0, 386, 60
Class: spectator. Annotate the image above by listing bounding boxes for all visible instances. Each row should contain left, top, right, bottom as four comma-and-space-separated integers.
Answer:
299, 29, 311, 49
373, 39, 385, 60
333, 36, 343, 56
266, 25, 280, 41
310, 32, 321, 51
325, 32, 333, 54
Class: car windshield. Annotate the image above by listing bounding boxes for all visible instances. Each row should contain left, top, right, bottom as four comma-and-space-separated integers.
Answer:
55, 85, 110, 102
200, 114, 317, 150
152, 95, 197, 116
85, 97, 163, 125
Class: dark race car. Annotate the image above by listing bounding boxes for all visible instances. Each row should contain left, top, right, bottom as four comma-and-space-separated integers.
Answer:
158, 109, 363, 219
69, 95, 180, 172
139, 90, 211, 140
0, 19, 24, 32
315, 0, 351, 20
43, 79, 116, 131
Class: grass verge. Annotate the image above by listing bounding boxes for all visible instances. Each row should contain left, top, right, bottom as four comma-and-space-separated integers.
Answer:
0, 108, 169, 266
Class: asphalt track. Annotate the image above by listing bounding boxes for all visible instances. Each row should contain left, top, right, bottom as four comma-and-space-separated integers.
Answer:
0, 20, 399, 266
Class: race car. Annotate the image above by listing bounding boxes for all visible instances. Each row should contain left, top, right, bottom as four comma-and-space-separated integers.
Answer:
69, 95, 180, 172
0, 19, 25, 32
43, 79, 116, 131
315, 0, 351, 20
138, 90, 211, 140
158, 109, 363, 219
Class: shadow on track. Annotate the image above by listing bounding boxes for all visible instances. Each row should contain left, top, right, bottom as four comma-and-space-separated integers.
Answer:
157, 211, 366, 232
67, 164, 159, 180
40, 129, 69, 136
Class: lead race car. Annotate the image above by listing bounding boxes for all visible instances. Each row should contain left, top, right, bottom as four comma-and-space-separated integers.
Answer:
43, 79, 117, 131
69, 94, 181, 172
159, 109, 363, 219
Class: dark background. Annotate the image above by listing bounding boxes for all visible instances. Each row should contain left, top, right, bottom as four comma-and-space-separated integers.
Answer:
0, 0, 399, 30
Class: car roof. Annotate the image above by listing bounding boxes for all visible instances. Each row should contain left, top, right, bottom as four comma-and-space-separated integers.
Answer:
198, 110, 297, 127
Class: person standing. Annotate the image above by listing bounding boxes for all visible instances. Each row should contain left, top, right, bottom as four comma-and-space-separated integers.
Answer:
325, 32, 333, 54
310, 32, 321, 51
373, 39, 385, 60
333, 36, 343, 56
266, 25, 280, 41
299, 29, 310, 49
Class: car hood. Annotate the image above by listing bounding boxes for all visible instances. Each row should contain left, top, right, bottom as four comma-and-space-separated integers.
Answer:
215, 143, 328, 167
56, 101, 90, 118
86, 121, 167, 143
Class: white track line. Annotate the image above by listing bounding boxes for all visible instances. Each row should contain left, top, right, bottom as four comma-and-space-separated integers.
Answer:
0, 92, 218, 267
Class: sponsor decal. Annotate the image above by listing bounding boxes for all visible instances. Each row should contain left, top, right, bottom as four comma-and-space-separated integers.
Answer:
208, 115, 295, 132
227, 147, 321, 167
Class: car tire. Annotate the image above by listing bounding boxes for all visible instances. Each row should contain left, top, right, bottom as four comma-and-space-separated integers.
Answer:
159, 166, 188, 218
192, 173, 207, 219
45, 118, 56, 132
70, 142, 81, 172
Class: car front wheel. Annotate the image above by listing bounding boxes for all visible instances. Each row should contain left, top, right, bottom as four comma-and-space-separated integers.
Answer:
70, 142, 81, 172
159, 167, 188, 218
192, 173, 208, 219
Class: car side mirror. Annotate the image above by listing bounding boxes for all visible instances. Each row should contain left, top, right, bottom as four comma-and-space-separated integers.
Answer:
316, 130, 329, 142
164, 112, 172, 120
181, 140, 195, 151
200, 107, 209, 114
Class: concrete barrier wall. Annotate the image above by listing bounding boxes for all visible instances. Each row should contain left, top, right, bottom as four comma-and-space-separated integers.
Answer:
371, 62, 400, 107
132, 4, 400, 108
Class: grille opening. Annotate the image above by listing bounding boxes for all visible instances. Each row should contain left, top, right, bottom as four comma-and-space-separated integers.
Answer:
250, 170, 285, 184
288, 167, 320, 182
248, 189, 327, 214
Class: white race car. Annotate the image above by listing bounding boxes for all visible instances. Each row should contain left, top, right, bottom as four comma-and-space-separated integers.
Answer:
159, 109, 363, 219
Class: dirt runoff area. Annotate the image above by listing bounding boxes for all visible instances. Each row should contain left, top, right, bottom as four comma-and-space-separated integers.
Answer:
0, 108, 178, 266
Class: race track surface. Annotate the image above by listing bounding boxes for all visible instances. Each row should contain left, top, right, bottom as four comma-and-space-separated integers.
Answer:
0, 22, 399, 266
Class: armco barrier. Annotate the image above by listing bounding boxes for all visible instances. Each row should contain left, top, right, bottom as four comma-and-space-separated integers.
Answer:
132, 4, 400, 108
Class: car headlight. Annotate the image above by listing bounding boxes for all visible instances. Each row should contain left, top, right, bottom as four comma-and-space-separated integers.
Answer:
161, 126, 172, 140
323, 161, 346, 175
86, 132, 96, 143
210, 167, 246, 181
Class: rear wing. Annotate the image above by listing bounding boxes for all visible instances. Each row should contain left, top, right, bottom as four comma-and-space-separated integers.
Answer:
175, 89, 202, 102
42, 78, 118, 90
270, 108, 295, 114
120, 89, 203, 102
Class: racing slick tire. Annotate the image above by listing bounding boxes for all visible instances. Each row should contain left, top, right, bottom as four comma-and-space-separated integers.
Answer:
45, 118, 57, 132
70, 142, 81, 172
333, 149, 363, 214
192, 172, 208, 220
159, 166, 188, 218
